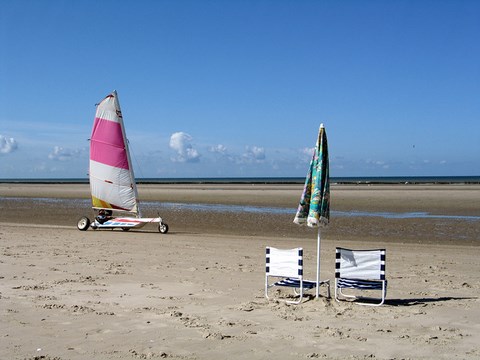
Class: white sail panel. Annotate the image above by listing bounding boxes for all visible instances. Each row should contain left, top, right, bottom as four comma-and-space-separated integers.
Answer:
95, 104, 121, 124
90, 160, 138, 212
89, 91, 140, 215
90, 159, 134, 187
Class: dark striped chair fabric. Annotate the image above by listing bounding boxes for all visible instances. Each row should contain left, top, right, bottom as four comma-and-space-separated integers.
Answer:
265, 247, 308, 304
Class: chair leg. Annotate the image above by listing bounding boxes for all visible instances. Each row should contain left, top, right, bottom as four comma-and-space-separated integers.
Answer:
356, 281, 386, 306
325, 280, 331, 299
286, 290, 303, 305
265, 276, 304, 305
334, 279, 339, 303
336, 283, 387, 306
335, 279, 358, 303
338, 287, 357, 300
316, 280, 331, 299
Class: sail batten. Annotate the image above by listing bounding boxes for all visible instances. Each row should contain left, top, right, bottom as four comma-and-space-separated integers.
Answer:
91, 138, 129, 149
89, 91, 140, 216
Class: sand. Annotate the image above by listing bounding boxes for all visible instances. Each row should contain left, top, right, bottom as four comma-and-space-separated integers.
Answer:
0, 184, 479, 359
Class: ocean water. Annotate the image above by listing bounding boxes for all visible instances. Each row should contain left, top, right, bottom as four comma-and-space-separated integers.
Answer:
1, 176, 480, 184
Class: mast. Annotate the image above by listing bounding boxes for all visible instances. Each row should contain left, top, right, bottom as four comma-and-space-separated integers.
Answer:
112, 91, 142, 217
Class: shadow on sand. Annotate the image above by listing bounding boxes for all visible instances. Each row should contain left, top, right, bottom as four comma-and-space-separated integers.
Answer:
385, 296, 477, 306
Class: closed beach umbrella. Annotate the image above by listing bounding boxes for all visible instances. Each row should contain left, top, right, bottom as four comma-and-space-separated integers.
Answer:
294, 123, 330, 298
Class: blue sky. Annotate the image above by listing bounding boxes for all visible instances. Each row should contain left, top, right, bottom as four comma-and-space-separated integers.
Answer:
1, 0, 479, 179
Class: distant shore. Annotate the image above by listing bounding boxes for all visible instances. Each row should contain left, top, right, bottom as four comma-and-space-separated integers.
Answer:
1, 175, 480, 185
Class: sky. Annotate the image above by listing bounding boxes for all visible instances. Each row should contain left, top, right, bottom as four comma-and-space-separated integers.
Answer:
1, 0, 479, 179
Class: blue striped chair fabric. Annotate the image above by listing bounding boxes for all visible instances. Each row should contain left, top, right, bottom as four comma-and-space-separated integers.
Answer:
272, 278, 318, 289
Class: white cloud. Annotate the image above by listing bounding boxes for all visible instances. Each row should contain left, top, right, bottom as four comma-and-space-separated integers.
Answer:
366, 159, 390, 169
300, 147, 314, 162
209, 144, 228, 154
241, 145, 266, 163
48, 146, 83, 161
248, 146, 266, 160
302, 147, 314, 156
169, 132, 200, 163
0, 135, 18, 154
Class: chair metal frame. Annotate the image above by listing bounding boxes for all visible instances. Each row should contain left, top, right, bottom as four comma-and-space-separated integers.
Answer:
335, 247, 387, 306
265, 247, 330, 304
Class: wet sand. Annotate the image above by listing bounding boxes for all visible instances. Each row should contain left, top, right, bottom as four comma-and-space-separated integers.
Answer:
1, 183, 479, 244
0, 184, 479, 359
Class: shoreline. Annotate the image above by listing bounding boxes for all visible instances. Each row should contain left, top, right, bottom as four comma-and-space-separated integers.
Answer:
4, 196, 480, 221
1, 183, 479, 246
1, 182, 480, 214
1, 175, 480, 185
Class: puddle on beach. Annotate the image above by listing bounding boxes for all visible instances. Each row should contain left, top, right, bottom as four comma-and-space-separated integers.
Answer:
3, 197, 480, 221
159, 202, 480, 221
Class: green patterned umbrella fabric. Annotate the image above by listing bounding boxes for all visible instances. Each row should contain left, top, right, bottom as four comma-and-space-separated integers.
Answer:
294, 124, 330, 227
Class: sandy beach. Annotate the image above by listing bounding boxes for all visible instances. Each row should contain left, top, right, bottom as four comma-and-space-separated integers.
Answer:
1, 183, 479, 359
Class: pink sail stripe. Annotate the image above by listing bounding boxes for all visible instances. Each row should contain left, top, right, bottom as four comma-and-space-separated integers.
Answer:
91, 141, 129, 170
90, 117, 129, 170
91, 117, 124, 148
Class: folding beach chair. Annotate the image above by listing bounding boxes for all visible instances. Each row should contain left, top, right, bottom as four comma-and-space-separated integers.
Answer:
265, 247, 329, 304
335, 247, 387, 306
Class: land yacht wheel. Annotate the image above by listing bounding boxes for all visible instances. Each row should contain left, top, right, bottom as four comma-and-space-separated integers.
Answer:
77, 216, 91, 231
159, 223, 169, 234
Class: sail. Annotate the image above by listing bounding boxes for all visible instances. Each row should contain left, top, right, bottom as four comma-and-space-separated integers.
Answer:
89, 91, 140, 215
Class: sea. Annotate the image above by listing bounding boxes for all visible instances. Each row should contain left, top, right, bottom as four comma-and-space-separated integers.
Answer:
1, 176, 480, 185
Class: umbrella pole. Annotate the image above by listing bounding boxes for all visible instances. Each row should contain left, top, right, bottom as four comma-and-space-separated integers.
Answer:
316, 228, 321, 298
